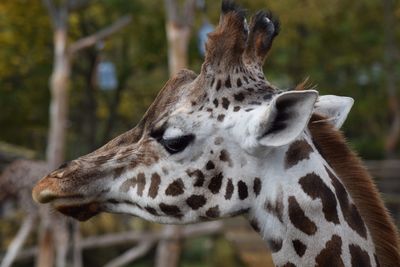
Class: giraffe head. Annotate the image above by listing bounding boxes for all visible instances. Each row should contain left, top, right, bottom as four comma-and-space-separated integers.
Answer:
33, 1, 347, 223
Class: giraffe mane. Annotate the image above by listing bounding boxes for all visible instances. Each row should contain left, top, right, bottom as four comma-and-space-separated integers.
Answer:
309, 113, 400, 267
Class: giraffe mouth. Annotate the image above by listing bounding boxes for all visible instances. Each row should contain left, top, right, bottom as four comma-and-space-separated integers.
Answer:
50, 196, 102, 221
54, 201, 101, 221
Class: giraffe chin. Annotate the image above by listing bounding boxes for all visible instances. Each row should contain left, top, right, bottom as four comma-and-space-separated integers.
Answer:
55, 202, 101, 221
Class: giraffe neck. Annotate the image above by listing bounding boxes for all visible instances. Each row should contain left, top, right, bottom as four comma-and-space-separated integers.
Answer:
248, 133, 378, 267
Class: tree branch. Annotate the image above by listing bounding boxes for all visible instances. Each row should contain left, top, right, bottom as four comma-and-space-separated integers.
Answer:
13, 221, 224, 261
103, 240, 155, 267
183, 0, 196, 27
0, 213, 37, 267
164, 0, 196, 26
41, 0, 58, 29
69, 15, 132, 55
164, 0, 179, 23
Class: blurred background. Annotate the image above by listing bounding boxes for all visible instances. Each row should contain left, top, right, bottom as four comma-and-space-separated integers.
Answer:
0, 0, 399, 266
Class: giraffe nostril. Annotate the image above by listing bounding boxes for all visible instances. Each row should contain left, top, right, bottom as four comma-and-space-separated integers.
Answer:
32, 175, 62, 203
33, 188, 58, 203
32, 177, 59, 203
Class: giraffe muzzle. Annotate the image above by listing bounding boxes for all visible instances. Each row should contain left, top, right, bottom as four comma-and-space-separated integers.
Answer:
32, 174, 83, 204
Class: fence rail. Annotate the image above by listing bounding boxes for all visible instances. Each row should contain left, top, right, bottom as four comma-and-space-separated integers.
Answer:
365, 160, 400, 224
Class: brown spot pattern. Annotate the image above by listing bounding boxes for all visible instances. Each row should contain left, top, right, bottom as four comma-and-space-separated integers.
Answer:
216, 79, 221, 91
159, 203, 182, 218
213, 98, 219, 108
113, 167, 124, 180
233, 106, 240, 112
206, 160, 215, 170
186, 195, 207, 210
208, 172, 223, 194
187, 169, 205, 187
238, 181, 248, 200
299, 173, 339, 224
222, 97, 230, 109
219, 149, 232, 166
137, 173, 146, 196
253, 177, 261, 196
288, 196, 317, 235
165, 179, 185, 196
234, 92, 245, 102
285, 140, 313, 169
292, 239, 307, 257
326, 167, 367, 238
120, 177, 137, 193
250, 219, 260, 232
315, 235, 344, 267
217, 114, 225, 122
210, 78, 215, 87
145, 206, 159, 216
265, 199, 284, 223
225, 75, 231, 88
268, 239, 283, 253
349, 244, 372, 267
225, 179, 234, 200
148, 173, 161, 199
206, 206, 220, 218
280, 263, 296, 267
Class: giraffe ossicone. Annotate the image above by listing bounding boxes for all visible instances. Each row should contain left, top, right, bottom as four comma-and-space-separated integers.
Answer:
33, 1, 399, 266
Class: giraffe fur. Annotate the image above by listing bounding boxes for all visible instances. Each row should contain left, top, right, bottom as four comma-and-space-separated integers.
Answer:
32, 1, 399, 266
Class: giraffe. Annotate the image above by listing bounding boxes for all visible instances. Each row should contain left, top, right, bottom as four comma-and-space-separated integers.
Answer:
32, 1, 400, 266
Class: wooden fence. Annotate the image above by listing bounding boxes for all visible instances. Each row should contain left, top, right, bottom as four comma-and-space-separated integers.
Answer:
366, 160, 400, 225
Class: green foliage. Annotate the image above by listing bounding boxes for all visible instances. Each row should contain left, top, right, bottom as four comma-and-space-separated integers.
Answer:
0, 0, 52, 155
0, 0, 399, 159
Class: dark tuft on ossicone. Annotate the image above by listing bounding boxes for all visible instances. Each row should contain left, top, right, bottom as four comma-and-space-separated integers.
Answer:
254, 11, 279, 35
221, 0, 246, 19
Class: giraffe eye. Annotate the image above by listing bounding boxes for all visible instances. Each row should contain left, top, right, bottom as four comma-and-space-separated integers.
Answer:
161, 134, 195, 154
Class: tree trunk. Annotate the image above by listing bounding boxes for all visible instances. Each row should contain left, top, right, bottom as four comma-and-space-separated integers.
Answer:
72, 221, 83, 267
36, 210, 55, 267
38, 28, 70, 267
0, 213, 36, 267
166, 22, 190, 76
46, 29, 71, 169
155, 226, 182, 267
54, 218, 69, 267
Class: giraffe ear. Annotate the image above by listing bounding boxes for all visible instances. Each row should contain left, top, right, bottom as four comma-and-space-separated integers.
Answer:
254, 90, 318, 147
314, 95, 354, 129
